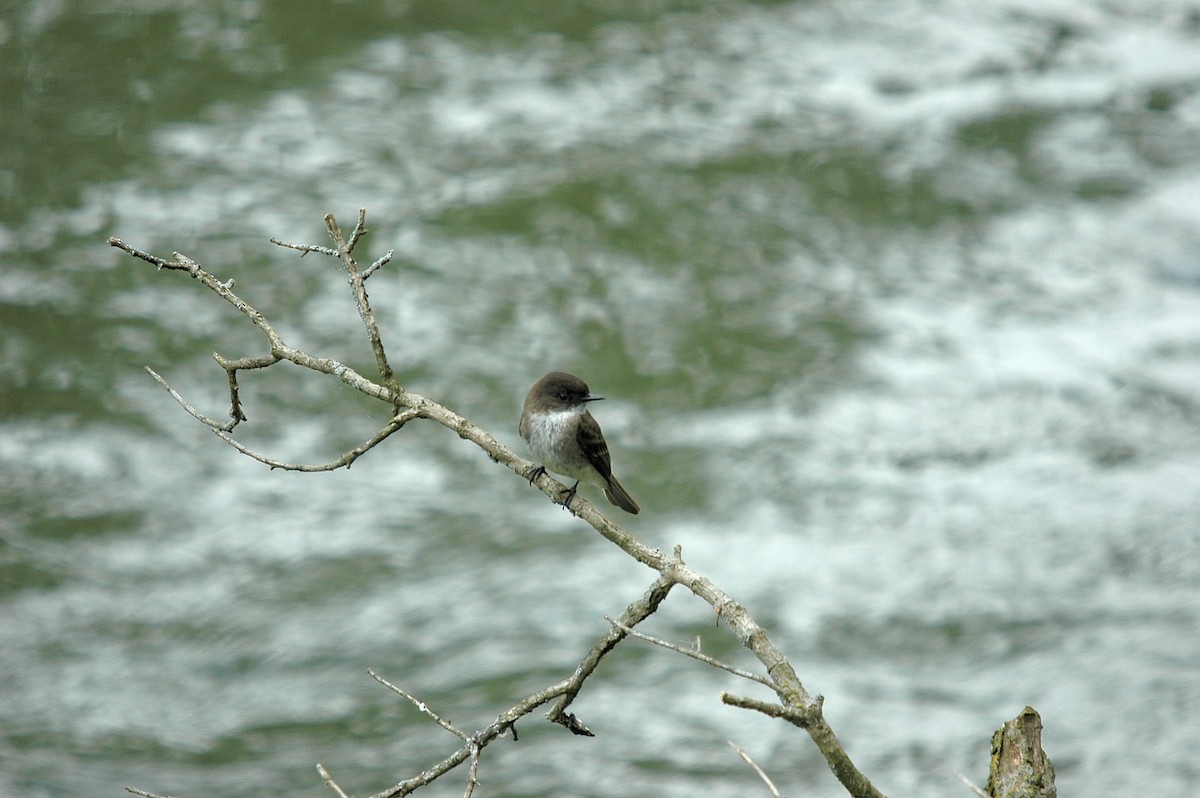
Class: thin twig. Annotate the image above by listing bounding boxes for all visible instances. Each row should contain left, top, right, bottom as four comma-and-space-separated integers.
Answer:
346, 207, 368, 251
214, 350, 283, 427
110, 238, 173, 269
111, 240, 291, 360
362, 572, 681, 797
213, 409, 417, 472
955, 771, 990, 798
269, 237, 337, 257
317, 764, 351, 798
145, 367, 235, 432
125, 788, 179, 798
728, 741, 783, 798
368, 669, 470, 742
212, 352, 280, 371
325, 210, 398, 393
366, 676, 578, 798
721, 691, 818, 729
363, 249, 395, 279
148, 365, 414, 471
463, 741, 482, 798
605, 617, 777, 691
546, 568, 678, 733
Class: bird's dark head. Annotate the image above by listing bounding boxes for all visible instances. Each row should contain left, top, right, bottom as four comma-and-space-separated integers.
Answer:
525, 372, 604, 413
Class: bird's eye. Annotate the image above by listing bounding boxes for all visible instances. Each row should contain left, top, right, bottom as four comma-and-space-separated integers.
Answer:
557, 391, 570, 401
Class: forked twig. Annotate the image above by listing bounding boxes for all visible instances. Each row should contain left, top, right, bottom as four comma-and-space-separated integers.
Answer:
358, 571, 676, 797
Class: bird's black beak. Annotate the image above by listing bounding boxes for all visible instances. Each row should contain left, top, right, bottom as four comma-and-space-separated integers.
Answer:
584, 394, 605, 402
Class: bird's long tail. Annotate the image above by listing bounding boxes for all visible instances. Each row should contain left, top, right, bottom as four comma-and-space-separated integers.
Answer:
604, 476, 640, 515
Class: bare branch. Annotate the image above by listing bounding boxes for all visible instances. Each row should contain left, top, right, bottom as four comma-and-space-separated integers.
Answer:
345, 207, 369, 251
125, 788, 179, 798
317, 764, 352, 798
363, 249, 395, 279
213, 410, 417, 472
354, 570, 680, 797
605, 616, 777, 691
269, 237, 337, 257
115, 230, 667, 539
212, 351, 281, 371
365, 675, 576, 798
546, 567, 677, 731
324, 210, 397, 393
145, 366, 415, 470
721, 691, 819, 729
463, 741, 482, 798
368, 669, 471, 742
728, 741, 783, 798
145, 366, 235, 432
111, 234, 392, 401
109, 237, 174, 269
112, 214, 889, 798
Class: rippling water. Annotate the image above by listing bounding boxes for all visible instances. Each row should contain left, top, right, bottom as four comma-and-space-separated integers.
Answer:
3, 2, 1199, 796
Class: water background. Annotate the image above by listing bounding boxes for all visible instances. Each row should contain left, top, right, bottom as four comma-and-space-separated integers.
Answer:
3, 1, 1200, 796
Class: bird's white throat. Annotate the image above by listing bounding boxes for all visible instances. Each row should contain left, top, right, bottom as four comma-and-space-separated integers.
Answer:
523, 406, 589, 477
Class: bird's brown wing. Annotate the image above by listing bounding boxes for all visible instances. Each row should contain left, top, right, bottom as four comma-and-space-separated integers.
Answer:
576, 410, 613, 481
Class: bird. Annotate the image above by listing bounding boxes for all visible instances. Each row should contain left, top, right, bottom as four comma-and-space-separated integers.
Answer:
519, 372, 640, 514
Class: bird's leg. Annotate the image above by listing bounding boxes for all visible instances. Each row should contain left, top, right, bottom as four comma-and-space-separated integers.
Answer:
562, 480, 581, 508
527, 464, 547, 485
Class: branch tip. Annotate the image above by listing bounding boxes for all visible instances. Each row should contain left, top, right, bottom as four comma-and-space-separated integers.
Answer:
728, 741, 783, 798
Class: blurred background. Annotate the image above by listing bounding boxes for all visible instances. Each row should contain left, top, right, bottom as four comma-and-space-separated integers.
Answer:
3, 1, 1199, 796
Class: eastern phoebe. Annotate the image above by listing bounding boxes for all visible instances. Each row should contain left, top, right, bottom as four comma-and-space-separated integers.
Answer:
519, 372, 641, 514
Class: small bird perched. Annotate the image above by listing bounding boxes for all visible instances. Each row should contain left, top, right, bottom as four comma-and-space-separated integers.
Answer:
519, 372, 640, 514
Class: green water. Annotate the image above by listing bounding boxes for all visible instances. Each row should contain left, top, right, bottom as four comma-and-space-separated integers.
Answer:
3, 2, 1199, 796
